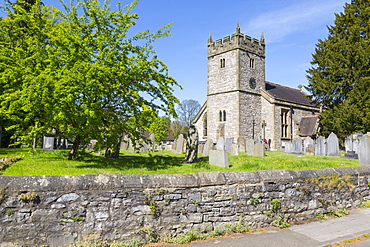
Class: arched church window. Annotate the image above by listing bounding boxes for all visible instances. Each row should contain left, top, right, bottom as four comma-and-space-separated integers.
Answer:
220, 58, 225, 68
219, 110, 223, 121
223, 110, 226, 121
250, 58, 255, 69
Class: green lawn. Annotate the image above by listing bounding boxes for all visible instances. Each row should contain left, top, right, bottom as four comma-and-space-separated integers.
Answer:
0, 148, 359, 176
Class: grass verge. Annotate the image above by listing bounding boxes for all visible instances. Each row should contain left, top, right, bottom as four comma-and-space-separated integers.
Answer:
0, 148, 359, 176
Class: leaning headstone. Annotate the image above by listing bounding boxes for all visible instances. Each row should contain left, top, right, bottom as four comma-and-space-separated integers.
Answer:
216, 137, 225, 150
231, 144, 240, 156
184, 125, 198, 163
175, 134, 184, 153
284, 142, 293, 153
315, 136, 326, 156
253, 144, 265, 157
237, 137, 246, 153
292, 139, 303, 154
202, 139, 213, 157
225, 138, 234, 153
43, 136, 55, 151
209, 150, 229, 168
358, 134, 370, 165
245, 138, 254, 156
327, 132, 340, 157
303, 137, 314, 153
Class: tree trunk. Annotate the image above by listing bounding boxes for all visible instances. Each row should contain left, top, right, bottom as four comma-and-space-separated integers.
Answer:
68, 135, 81, 160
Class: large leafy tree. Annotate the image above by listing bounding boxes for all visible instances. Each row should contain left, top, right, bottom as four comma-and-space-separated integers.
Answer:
0, 0, 180, 159
306, 0, 370, 139
176, 99, 201, 130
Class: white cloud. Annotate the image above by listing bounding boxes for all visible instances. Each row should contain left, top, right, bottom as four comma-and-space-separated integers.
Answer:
245, 0, 348, 43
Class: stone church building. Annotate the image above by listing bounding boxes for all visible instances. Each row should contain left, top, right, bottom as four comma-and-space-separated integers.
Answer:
193, 25, 320, 150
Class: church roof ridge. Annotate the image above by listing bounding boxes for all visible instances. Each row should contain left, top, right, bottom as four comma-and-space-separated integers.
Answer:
264, 81, 306, 95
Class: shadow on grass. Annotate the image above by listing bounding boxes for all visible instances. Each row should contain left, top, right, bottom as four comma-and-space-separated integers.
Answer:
75, 152, 187, 171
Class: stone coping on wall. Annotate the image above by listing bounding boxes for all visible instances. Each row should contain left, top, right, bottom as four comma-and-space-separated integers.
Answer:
1, 166, 370, 192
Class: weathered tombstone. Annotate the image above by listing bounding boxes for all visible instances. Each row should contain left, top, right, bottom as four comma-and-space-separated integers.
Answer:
184, 125, 198, 163
344, 135, 358, 159
209, 150, 229, 168
225, 137, 234, 153
175, 134, 184, 153
253, 144, 265, 157
141, 143, 149, 152
327, 132, 340, 157
292, 139, 303, 155
231, 144, 240, 156
237, 137, 246, 153
358, 134, 370, 165
198, 143, 205, 154
284, 142, 293, 153
216, 137, 225, 150
86, 140, 97, 151
128, 140, 135, 152
43, 132, 55, 151
306, 144, 315, 156
245, 138, 254, 156
315, 136, 326, 156
202, 139, 213, 157
303, 137, 314, 153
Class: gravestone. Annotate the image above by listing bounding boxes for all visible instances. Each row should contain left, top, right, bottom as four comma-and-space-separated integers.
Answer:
128, 140, 135, 152
315, 136, 326, 156
202, 139, 213, 157
43, 136, 55, 151
358, 134, 370, 165
344, 135, 358, 159
141, 143, 149, 152
176, 134, 184, 153
284, 142, 293, 153
209, 150, 229, 168
86, 140, 97, 151
225, 138, 234, 153
327, 132, 340, 157
253, 144, 265, 157
303, 137, 314, 153
245, 138, 254, 156
292, 139, 303, 154
237, 137, 246, 153
306, 144, 315, 156
184, 125, 198, 163
198, 143, 205, 154
231, 144, 240, 156
149, 134, 155, 152
216, 137, 225, 150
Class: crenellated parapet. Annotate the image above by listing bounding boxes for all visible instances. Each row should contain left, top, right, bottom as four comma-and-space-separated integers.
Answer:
208, 25, 265, 58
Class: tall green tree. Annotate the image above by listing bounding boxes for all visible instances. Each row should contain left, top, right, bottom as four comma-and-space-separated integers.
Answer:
0, 0, 180, 159
306, 0, 370, 139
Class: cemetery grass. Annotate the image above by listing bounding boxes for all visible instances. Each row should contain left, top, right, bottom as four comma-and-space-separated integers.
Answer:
0, 148, 359, 176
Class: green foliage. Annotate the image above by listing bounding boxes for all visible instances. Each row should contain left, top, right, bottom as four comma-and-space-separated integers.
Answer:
18, 192, 38, 202
316, 213, 330, 220
140, 226, 159, 243
306, 0, 370, 138
272, 216, 290, 229
0, 157, 23, 173
360, 200, 370, 208
224, 214, 253, 234
327, 208, 349, 217
5, 209, 14, 216
270, 199, 281, 213
147, 116, 170, 144
0, 0, 180, 160
168, 120, 186, 140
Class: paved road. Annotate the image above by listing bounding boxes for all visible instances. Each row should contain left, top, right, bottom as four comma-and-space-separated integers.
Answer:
162, 208, 370, 247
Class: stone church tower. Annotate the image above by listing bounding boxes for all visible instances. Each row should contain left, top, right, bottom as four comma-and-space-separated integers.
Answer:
206, 24, 265, 141
194, 25, 319, 150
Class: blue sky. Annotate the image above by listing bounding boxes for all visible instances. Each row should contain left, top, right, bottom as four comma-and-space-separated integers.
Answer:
46, 0, 349, 105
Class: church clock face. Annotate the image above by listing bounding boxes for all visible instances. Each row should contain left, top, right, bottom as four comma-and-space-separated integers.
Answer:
249, 78, 257, 89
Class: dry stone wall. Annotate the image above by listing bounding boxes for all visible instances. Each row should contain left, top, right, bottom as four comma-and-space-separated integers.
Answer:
1, 168, 370, 246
